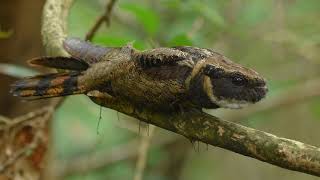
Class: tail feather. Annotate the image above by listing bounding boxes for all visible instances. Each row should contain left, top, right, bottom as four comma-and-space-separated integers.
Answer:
28, 57, 89, 71
11, 72, 86, 98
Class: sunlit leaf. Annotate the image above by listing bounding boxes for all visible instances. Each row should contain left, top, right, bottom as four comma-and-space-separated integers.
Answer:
168, 33, 193, 46
93, 35, 146, 50
120, 3, 160, 36
162, 0, 181, 9
69, 0, 101, 37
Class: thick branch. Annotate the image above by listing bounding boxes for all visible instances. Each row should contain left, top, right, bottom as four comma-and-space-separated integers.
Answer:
91, 96, 320, 177
41, 0, 74, 179
42, 0, 73, 56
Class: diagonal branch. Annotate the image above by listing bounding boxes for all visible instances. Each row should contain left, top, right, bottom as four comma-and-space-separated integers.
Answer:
41, 0, 320, 177
90, 95, 320, 177
85, 0, 118, 41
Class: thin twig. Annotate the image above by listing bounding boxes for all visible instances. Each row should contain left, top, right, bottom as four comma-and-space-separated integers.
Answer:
0, 115, 11, 125
85, 0, 117, 41
133, 125, 156, 180
9, 107, 53, 126
0, 107, 53, 133
0, 104, 53, 174
85, 16, 106, 41
0, 133, 41, 173
104, 0, 117, 26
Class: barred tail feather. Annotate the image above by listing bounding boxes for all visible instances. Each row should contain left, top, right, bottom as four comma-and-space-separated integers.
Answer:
10, 72, 86, 98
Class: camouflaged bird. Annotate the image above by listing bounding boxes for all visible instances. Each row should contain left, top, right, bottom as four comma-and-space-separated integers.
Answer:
11, 37, 268, 110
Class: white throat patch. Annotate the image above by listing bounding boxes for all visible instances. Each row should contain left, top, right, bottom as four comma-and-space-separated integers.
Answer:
203, 76, 250, 109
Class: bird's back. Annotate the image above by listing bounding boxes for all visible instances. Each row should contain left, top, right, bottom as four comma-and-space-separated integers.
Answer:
109, 59, 193, 108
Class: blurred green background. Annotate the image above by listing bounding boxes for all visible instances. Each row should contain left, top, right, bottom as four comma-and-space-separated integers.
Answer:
1, 0, 320, 179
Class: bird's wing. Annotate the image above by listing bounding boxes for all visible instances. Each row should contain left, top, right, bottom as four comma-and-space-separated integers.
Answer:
63, 37, 119, 65
28, 56, 89, 71
133, 47, 191, 68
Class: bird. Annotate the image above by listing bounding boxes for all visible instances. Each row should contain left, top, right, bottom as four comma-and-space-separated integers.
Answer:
10, 37, 268, 111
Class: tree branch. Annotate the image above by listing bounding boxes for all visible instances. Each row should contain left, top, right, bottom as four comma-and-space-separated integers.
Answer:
90, 94, 320, 177
85, 0, 117, 41
41, 0, 74, 179
0, 106, 53, 177
41, 0, 320, 177
0, 131, 42, 173
42, 0, 73, 57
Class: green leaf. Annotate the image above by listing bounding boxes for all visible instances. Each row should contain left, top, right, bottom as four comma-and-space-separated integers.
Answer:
168, 33, 193, 46
162, 0, 182, 9
120, 3, 160, 36
309, 97, 320, 120
93, 35, 146, 50
68, 0, 101, 37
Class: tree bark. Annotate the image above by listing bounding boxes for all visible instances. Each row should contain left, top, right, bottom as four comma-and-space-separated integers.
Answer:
91, 96, 320, 177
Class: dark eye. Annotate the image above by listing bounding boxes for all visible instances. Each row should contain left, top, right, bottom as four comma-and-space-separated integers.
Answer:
232, 76, 247, 86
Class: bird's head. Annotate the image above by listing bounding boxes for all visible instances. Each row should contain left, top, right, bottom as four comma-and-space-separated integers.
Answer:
200, 56, 268, 109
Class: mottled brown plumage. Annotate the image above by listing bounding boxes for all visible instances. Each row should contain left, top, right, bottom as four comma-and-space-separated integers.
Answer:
11, 37, 268, 110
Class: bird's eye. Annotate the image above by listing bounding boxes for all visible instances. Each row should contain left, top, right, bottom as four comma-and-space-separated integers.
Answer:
232, 76, 247, 86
